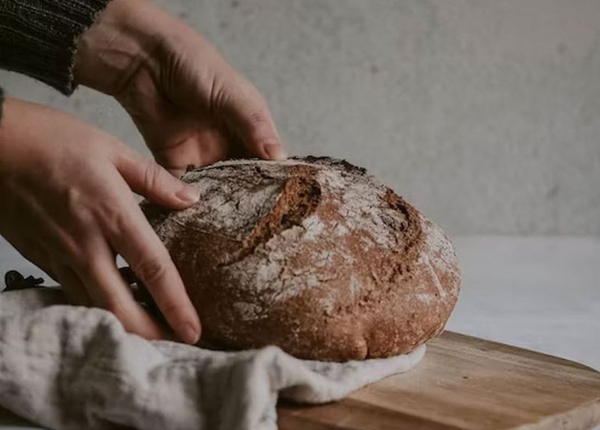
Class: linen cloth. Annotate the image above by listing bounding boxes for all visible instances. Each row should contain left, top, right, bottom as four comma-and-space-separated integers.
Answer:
0, 288, 424, 430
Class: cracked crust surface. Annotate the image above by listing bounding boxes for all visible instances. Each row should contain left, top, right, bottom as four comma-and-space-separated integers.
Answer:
142, 156, 461, 361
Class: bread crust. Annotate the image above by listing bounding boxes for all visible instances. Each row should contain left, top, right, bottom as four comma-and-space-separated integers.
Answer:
142, 156, 461, 361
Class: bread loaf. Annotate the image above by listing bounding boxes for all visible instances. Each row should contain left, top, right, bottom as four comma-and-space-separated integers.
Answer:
142, 157, 461, 361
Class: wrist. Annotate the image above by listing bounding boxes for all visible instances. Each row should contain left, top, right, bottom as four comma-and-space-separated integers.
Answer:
73, 0, 167, 96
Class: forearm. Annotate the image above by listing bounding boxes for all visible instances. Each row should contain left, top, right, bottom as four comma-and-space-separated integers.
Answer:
0, 88, 4, 124
0, 0, 113, 94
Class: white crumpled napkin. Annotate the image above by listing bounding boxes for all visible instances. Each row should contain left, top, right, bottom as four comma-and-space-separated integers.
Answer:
0, 288, 425, 430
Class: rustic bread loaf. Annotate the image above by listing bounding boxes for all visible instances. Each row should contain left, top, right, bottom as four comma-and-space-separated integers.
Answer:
142, 157, 461, 361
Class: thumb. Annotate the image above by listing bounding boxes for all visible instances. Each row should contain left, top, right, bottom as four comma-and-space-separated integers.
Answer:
221, 77, 287, 161
116, 149, 199, 209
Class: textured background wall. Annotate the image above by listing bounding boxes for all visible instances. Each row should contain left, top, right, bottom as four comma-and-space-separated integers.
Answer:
1, 0, 599, 235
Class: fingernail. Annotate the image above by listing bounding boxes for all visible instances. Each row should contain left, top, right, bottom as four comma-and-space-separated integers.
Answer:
180, 323, 200, 345
177, 185, 200, 204
264, 144, 288, 161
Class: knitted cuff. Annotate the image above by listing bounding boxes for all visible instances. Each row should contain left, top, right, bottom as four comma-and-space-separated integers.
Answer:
0, 0, 113, 95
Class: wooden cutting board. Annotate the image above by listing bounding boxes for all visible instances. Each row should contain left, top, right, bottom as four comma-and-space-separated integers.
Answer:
278, 332, 600, 430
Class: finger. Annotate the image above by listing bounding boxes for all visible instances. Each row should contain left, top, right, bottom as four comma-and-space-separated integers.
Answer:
54, 265, 93, 307
150, 126, 229, 176
75, 240, 169, 341
221, 79, 287, 160
103, 195, 201, 344
115, 149, 200, 209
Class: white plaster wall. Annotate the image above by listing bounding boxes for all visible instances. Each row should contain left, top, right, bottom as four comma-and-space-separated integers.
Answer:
1, 0, 599, 235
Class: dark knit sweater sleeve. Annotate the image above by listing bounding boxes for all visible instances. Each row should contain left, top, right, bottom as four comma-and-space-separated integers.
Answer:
0, 0, 113, 95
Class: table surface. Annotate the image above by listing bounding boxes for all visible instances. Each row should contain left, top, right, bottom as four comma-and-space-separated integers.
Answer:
1, 235, 599, 429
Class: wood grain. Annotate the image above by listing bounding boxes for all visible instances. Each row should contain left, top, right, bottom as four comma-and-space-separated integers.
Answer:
278, 332, 600, 430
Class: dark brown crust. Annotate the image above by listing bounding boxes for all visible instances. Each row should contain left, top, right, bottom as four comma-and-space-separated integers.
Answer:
142, 156, 461, 361
220, 171, 322, 266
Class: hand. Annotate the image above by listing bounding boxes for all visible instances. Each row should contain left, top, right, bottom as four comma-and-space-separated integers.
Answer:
0, 98, 201, 344
74, 0, 286, 176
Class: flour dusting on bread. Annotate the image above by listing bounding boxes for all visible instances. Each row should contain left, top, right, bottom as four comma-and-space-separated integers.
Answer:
143, 156, 461, 361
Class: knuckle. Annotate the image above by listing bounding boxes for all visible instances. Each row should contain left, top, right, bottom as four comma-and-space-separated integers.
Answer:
258, 136, 282, 147
65, 186, 85, 214
247, 111, 266, 126
143, 162, 165, 194
134, 256, 168, 286
208, 76, 229, 110
96, 202, 128, 239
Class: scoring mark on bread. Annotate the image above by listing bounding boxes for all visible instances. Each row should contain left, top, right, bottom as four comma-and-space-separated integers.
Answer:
219, 168, 322, 266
